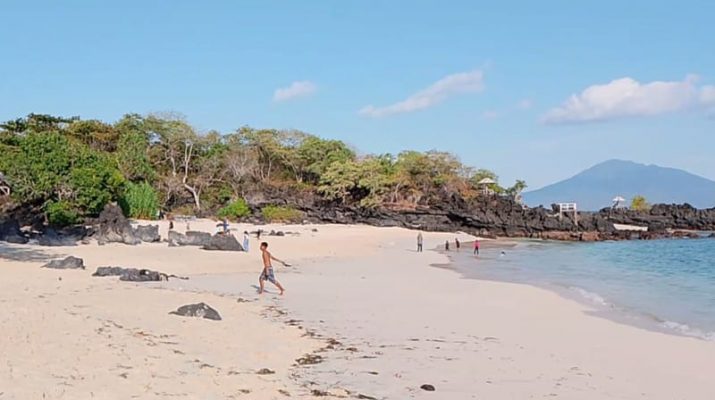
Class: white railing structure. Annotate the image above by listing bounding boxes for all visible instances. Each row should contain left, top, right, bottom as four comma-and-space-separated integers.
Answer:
557, 202, 578, 226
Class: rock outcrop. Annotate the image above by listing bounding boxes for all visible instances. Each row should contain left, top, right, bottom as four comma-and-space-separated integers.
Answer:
601, 204, 715, 231
0, 218, 28, 244
298, 196, 715, 241
42, 256, 85, 270
203, 234, 244, 251
168, 230, 211, 247
169, 302, 222, 321
94, 203, 161, 245
134, 225, 161, 243
37, 228, 82, 246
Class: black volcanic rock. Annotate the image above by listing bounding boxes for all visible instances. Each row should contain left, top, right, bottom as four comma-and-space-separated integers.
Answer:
0, 218, 28, 244
38, 228, 80, 246
93, 204, 161, 245
42, 256, 84, 270
93, 266, 169, 282
203, 234, 244, 251
134, 224, 160, 242
95, 203, 140, 245
168, 230, 211, 246
295, 194, 715, 241
420, 384, 436, 391
170, 302, 222, 321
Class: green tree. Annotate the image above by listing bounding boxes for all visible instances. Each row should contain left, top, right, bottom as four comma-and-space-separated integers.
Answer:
318, 160, 363, 203
318, 155, 394, 207
65, 119, 119, 151
297, 136, 355, 182
1, 131, 123, 224
114, 114, 155, 182
630, 195, 650, 212
506, 180, 528, 196
217, 199, 251, 220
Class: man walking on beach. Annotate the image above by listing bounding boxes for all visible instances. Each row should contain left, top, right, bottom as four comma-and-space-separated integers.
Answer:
417, 232, 423, 252
259, 242, 288, 295
473, 239, 480, 255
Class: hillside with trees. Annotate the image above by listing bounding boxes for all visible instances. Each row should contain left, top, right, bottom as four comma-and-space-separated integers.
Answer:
0, 113, 526, 227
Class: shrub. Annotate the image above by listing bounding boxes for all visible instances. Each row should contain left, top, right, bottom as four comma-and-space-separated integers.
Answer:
217, 199, 251, 220
630, 195, 651, 212
261, 205, 302, 223
120, 181, 160, 219
46, 200, 79, 226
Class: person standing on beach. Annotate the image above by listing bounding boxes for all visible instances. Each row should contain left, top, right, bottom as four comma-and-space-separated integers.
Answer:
455, 238, 461, 251
259, 242, 288, 295
217, 218, 229, 234
417, 232, 423, 252
243, 231, 250, 252
473, 239, 480, 255
445, 240, 450, 251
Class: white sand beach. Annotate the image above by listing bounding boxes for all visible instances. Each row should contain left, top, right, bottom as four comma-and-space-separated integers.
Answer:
2, 221, 715, 399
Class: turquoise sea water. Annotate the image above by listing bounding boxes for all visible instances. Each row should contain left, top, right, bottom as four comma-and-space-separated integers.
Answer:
449, 237, 715, 340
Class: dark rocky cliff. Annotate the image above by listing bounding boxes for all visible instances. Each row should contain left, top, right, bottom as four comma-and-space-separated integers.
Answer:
2, 196, 715, 244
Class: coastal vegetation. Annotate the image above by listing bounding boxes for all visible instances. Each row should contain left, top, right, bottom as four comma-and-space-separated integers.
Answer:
630, 195, 651, 212
0, 113, 526, 226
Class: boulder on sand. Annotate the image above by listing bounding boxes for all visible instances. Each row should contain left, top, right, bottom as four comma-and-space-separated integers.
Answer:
203, 234, 244, 251
42, 256, 85, 270
95, 203, 140, 245
93, 266, 169, 282
0, 218, 28, 244
134, 225, 161, 242
94, 203, 161, 244
169, 302, 222, 321
38, 228, 80, 247
168, 230, 211, 246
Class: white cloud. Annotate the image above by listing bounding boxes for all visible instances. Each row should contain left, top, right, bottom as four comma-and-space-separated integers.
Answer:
273, 81, 317, 102
359, 69, 484, 118
542, 75, 715, 124
701, 85, 715, 105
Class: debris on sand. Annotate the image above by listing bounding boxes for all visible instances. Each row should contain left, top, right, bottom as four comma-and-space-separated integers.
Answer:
169, 303, 222, 321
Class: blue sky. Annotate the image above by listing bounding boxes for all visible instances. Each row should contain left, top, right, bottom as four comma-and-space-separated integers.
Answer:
1, 1, 714, 189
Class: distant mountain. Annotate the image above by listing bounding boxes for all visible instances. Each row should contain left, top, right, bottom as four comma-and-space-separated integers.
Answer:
523, 160, 715, 211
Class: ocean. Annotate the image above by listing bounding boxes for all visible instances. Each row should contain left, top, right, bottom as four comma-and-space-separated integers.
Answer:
448, 237, 715, 341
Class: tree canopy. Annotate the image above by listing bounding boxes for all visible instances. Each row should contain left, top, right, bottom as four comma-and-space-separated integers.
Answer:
0, 113, 526, 225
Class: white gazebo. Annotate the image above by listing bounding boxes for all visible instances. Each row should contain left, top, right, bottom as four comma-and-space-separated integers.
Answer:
477, 177, 497, 196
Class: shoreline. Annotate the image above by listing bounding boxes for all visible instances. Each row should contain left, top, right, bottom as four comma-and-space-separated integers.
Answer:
439, 238, 715, 342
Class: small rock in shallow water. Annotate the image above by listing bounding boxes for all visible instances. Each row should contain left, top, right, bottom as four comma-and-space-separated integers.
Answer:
169, 302, 222, 321
420, 384, 436, 391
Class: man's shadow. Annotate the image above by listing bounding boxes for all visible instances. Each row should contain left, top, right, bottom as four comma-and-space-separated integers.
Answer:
250, 284, 279, 295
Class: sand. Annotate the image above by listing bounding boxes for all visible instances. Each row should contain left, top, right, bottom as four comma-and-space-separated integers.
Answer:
1, 220, 715, 399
